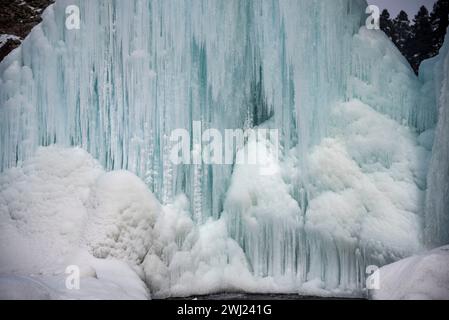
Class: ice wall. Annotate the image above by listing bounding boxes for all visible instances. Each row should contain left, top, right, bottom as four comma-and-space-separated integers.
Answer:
423, 32, 449, 247
0, 0, 367, 219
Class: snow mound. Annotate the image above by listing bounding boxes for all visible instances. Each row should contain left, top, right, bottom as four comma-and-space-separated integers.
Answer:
0, 146, 102, 274
373, 246, 449, 300
144, 195, 264, 298
84, 171, 160, 264
0, 257, 149, 300
0, 146, 157, 299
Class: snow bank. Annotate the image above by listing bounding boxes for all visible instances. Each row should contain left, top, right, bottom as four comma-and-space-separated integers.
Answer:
0, 257, 149, 300
0, 252, 149, 300
0, 146, 102, 274
373, 246, 449, 300
0, 146, 155, 299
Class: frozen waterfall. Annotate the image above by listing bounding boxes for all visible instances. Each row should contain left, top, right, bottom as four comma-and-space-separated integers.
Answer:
0, 0, 447, 298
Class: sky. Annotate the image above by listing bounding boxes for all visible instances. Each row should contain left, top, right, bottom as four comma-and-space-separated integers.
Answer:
368, 0, 438, 17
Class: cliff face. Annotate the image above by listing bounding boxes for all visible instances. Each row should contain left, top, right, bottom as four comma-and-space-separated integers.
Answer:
0, 0, 54, 61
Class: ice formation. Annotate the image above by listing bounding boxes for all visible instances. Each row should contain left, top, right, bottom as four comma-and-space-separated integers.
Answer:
423, 32, 449, 247
0, 0, 448, 299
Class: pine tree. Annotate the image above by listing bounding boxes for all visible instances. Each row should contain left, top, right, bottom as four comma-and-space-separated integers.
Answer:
379, 0, 449, 75
431, 0, 449, 50
380, 9, 394, 41
409, 6, 434, 72
392, 11, 412, 53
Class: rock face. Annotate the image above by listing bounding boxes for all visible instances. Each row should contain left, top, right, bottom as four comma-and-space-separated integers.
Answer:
0, 0, 54, 61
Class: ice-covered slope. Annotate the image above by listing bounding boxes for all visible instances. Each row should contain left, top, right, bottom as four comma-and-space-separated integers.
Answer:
0, 0, 446, 298
349, 28, 436, 131
422, 32, 449, 247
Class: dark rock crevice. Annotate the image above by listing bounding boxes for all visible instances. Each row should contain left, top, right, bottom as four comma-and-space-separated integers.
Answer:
0, 0, 54, 61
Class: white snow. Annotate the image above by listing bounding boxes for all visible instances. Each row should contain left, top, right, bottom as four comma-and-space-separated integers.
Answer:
373, 246, 449, 300
0, 146, 102, 274
84, 170, 160, 264
0, 258, 149, 300
0, 146, 153, 299
308, 99, 428, 255
0, 35, 21, 48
